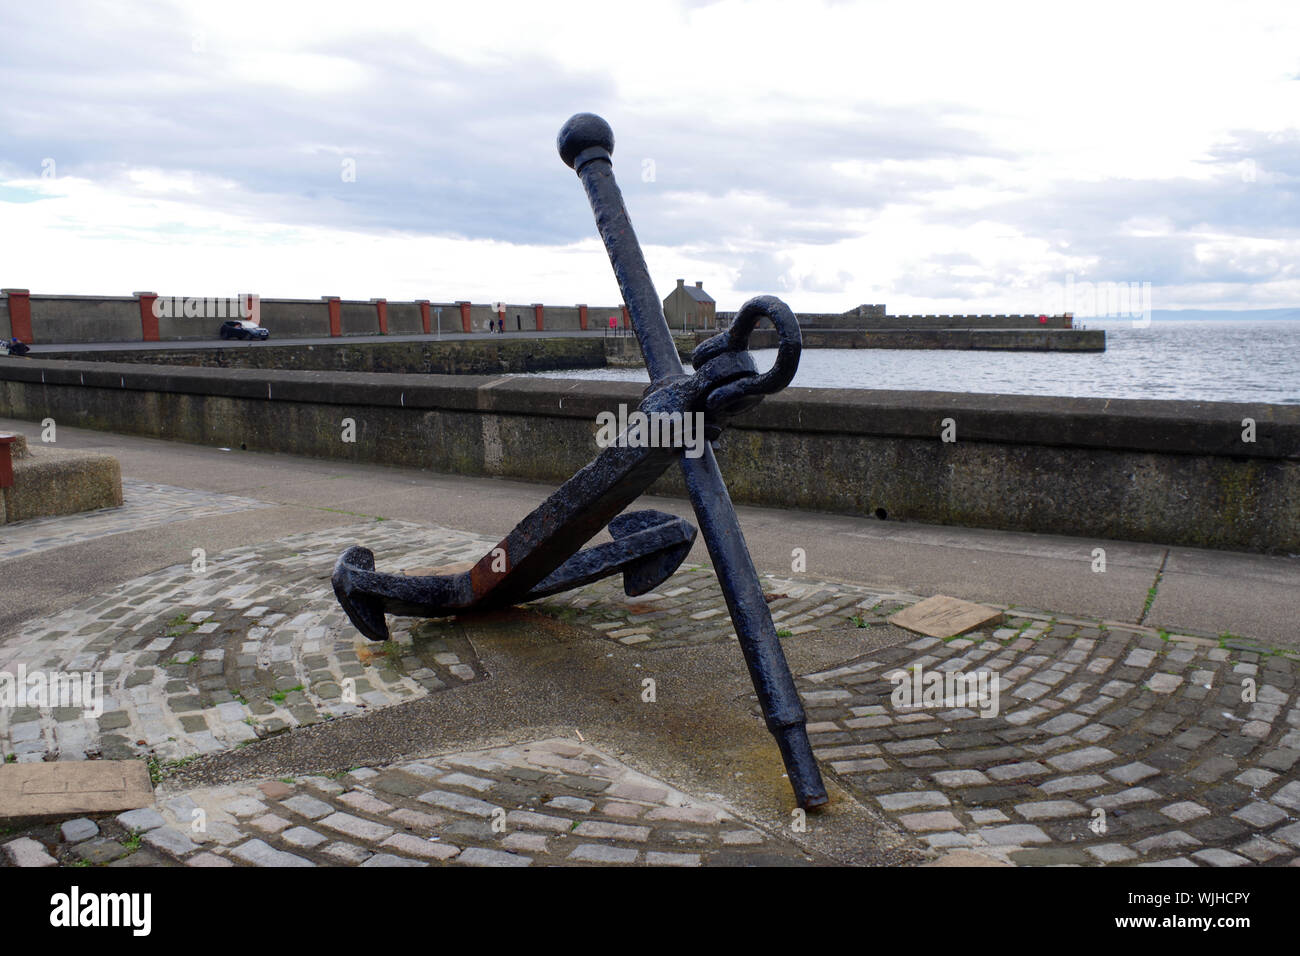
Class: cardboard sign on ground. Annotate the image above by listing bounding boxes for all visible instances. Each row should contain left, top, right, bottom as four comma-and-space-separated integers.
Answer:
0, 760, 153, 821
889, 595, 1003, 639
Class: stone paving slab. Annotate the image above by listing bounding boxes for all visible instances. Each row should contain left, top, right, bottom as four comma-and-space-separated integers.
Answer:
889, 594, 1002, 639
0, 760, 153, 820
2, 738, 813, 868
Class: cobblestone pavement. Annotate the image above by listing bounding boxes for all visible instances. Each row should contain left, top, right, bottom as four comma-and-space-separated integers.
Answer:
798, 622, 1300, 867
3, 507, 1299, 867
0, 479, 270, 562
0, 519, 915, 767
0, 521, 492, 764
536, 567, 918, 650
3, 738, 811, 867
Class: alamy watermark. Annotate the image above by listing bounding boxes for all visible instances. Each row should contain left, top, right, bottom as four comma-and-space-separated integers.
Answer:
888, 664, 1000, 718
50, 886, 151, 936
151, 295, 253, 320
0, 665, 104, 718
594, 404, 706, 459
1041, 274, 1152, 327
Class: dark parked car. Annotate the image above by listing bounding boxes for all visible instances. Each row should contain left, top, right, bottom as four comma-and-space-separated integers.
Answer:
218, 320, 270, 340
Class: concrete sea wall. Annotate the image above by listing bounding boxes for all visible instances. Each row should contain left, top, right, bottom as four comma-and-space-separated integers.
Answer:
1, 358, 1295, 554
40, 338, 607, 376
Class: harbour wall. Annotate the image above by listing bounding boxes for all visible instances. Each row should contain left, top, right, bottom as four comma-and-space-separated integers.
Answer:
1, 358, 1293, 554
3, 289, 1084, 345
0, 290, 628, 345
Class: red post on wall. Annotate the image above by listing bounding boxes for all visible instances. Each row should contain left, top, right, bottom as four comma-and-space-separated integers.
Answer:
373, 298, 388, 334
241, 293, 261, 326
457, 301, 471, 333
135, 291, 159, 342
577, 304, 588, 331
323, 296, 341, 337
3, 289, 33, 343
532, 303, 544, 332
621, 304, 630, 329
0, 433, 17, 489
417, 300, 431, 335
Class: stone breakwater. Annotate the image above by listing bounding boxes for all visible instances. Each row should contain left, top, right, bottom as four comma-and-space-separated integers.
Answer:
699, 328, 1104, 352
2, 288, 1074, 345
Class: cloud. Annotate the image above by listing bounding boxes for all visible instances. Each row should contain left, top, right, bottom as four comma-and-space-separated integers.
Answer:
1, 0, 1298, 312
733, 250, 795, 291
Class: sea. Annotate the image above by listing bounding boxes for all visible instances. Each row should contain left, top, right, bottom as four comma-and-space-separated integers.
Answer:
528, 319, 1300, 404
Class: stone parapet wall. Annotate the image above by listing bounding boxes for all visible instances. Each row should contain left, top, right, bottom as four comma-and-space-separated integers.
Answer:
39, 337, 606, 376
0, 291, 629, 344
1, 359, 1294, 553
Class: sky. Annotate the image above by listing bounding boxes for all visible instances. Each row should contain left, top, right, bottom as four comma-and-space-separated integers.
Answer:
1, 0, 1298, 315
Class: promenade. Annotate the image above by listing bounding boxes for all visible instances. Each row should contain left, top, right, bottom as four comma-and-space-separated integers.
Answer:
1, 418, 1297, 868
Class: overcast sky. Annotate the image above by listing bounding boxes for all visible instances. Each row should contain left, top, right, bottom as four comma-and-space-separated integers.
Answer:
1, 0, 1297, 314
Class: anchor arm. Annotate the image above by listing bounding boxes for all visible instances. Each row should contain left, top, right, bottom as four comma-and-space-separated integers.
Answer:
333, 407, 695, 640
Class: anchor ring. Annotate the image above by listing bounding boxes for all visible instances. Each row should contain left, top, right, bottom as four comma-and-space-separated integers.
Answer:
690, 295, 802, 418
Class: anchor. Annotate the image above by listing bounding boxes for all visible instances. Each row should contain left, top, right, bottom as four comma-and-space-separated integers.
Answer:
332, 113, 828, 809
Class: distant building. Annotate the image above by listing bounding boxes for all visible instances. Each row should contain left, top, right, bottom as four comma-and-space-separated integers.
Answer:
663, 279, 715, 330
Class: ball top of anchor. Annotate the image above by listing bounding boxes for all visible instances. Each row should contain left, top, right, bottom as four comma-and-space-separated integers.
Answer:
558, 113, 614, 168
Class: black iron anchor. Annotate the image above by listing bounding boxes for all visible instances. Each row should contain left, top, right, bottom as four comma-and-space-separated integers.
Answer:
332, 113, 828, 809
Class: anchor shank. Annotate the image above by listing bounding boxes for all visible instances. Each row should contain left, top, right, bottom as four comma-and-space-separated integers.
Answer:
567, 142, 684, 384
679, 445, 827, 808
559, 112, 827, 809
